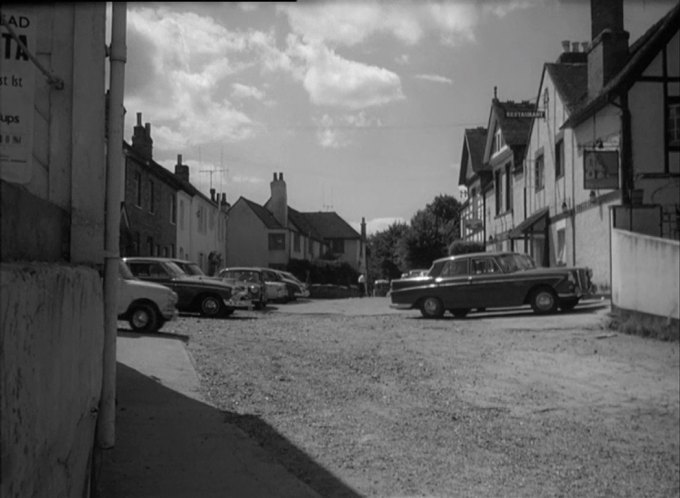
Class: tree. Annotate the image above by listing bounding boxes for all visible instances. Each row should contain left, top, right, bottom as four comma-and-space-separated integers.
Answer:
366, 221, 409, 281
398, 194, 462, 269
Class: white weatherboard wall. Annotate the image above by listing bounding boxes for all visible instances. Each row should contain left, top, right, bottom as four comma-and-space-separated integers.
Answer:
611, 228, 680, 320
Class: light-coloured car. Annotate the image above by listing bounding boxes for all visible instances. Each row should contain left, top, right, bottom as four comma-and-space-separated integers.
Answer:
265, 268, 310, 301
117, 260, 178, 332
217, 267, 269, 310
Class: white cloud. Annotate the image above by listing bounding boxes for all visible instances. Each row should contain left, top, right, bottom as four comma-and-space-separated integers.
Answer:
231, 83, 266, 100
313, 111, 381, 148
301, 43, 404, 109
414, 74, 453, 84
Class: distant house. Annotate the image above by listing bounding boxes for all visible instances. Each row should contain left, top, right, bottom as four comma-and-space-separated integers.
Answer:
458, 127, 490, 243
481, 98, 536, 255
226, 173, 364, 271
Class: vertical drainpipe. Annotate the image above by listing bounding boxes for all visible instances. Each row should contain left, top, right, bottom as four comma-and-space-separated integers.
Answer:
98, 1, 126, 449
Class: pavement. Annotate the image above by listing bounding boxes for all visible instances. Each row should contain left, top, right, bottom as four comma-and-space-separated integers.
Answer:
95, 330, 321, 498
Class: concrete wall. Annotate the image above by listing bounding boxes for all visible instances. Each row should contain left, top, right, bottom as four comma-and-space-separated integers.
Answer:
611, 228, 680, 320
1, 263, 104, 498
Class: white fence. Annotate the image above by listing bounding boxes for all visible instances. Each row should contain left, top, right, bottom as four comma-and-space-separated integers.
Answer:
611, 228, 680, 320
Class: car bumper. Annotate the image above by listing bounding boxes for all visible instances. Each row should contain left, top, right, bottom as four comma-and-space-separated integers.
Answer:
161, 308, 179, 321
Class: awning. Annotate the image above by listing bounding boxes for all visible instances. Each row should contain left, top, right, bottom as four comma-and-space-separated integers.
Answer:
508, 207, 549, 238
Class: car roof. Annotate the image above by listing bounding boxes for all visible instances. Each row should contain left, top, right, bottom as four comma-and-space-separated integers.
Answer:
220, 267, 262, 272
433, 251, 519, 263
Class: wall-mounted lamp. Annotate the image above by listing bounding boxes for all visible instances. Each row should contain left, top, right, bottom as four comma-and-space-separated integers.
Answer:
561, 201, 568, 212
595, 139, 603, 149
589, 190, 597, 203
488, 235, 494, 242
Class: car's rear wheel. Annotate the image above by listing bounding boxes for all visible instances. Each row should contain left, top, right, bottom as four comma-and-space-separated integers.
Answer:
530, 287, 558, 314
129, 303, 160, 332
420, 296, 444, 318
559, 298, 579, 312
199, 294, 223, 317
450, 308, 470, 318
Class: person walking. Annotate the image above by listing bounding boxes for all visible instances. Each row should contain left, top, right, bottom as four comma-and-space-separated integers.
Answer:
357, 273, 366, 297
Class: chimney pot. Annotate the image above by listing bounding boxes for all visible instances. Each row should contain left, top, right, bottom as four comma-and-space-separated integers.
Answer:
210, 188, 216, 202
571, 41, 580, 52
562, 40, 570, 52
581, 41, 590, 52
136, 112, 142, 125
178, 154, 182, 164
279, 172, 284, 180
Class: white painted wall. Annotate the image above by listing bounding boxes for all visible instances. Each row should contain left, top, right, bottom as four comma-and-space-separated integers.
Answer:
611, 228, 680, 320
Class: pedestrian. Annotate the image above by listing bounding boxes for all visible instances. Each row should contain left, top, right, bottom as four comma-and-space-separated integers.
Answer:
357, 273, 366, 297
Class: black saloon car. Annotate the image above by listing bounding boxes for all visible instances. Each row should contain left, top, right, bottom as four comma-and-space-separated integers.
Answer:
124, 257, 252, 317
389, 251, 592, 318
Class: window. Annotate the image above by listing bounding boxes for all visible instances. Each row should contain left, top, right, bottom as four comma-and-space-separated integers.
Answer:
331, 238, 345, 254
471, 257, 501, 274
441, 259, 468, 277
555, 138, 564, 178
147, 236, 154, 256
148, 180, 155, 213
170, 195, 176, 224
494, 170, 503, 215
134, 172, 142, 207
504, 162, 512, 212
492, 126, 504, 154
293, 232, 301, 252
268, 233, 286, 251
668, 97, 680, 151
535, 153, 545, 191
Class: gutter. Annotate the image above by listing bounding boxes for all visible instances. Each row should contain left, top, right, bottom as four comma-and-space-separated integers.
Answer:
98, 2, 126, 449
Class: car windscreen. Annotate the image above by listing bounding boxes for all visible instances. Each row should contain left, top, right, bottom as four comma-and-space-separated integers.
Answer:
164, 261, 186, 277
183, 263, 204, 276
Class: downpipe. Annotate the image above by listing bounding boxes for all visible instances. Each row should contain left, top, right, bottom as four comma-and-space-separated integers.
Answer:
98, 1, 126, 449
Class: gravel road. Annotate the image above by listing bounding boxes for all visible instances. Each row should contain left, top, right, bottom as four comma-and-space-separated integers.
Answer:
162, 297, 679, 498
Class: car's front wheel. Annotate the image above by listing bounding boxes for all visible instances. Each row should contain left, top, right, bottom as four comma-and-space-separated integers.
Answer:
530, 287, 558, 314
199, 294, 223, 317
128, 302, 160, 332
420, 296, 444, 319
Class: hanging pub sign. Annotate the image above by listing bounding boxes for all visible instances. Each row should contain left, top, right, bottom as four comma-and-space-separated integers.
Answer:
583, 149, 619, 190
0, 6, 36, 184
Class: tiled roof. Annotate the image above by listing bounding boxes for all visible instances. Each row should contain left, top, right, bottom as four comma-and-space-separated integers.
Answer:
493, 100, 535, 148
565, 2, 680, 127
288, 207, 323, 240
298, 211, 361, 240
240, 197, 284, 229
458, 127, 488, 186
546, 62, 588, 113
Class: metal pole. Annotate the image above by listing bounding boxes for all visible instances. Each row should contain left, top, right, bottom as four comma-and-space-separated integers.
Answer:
98, 1, 126, 449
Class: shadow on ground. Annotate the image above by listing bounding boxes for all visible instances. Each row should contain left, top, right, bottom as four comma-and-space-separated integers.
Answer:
95, 363, 360, 498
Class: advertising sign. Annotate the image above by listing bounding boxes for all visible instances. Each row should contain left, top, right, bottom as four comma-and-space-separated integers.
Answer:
583, 149, 619, 190
0, 7, 36, 184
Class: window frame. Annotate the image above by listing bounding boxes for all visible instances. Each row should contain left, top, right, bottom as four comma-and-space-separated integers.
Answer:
535, 153, 545, 192
555, 136, 564, 179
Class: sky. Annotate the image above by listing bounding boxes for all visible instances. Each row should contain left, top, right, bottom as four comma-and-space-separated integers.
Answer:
115, 0, 676, 235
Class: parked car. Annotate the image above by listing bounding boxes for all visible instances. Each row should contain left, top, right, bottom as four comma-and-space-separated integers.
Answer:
123, 257, 252, 317
216, 267, 269, 310
389, 251, 592, 318
264, 268, 310, 301
401, 269, 429, 278
117, 260, 178, 332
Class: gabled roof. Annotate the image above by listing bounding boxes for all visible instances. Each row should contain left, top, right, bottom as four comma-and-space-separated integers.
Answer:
458, 127, 488, 186
238, 197, 284, 229
288, 207, 324, 240
298, 211, 361, 240
564, 2, 680, 127
545, 62, 588, 113
493, 100, 535, 147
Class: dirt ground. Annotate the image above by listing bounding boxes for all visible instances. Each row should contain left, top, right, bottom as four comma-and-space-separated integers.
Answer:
169, 298, 679, 498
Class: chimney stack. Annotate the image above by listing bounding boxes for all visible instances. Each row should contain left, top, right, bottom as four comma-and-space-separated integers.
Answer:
588, 0, 629, 97
269, 171, 288, 228
210, 188, 216, 202
174, 154, 189, 182
131, 112, 153, 160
